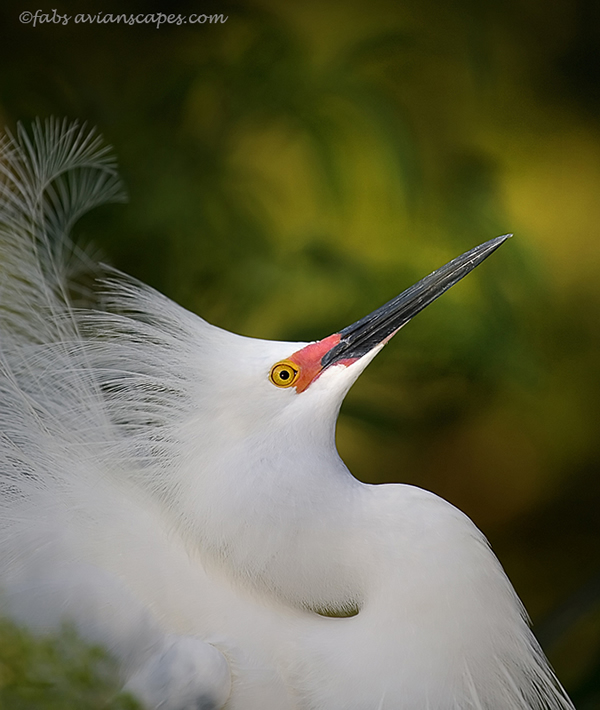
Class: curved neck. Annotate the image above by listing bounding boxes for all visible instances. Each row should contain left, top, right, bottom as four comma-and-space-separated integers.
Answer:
169, 408, 366, 612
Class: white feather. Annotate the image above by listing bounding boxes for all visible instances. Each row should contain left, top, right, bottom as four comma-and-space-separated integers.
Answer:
0, 120, 574, 709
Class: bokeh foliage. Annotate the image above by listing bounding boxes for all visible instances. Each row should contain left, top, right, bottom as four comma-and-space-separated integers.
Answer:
0, 0, 599, 705
0, 618, 139, 709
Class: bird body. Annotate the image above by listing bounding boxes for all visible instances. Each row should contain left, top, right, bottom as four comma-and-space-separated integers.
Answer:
0, 120, 574, 709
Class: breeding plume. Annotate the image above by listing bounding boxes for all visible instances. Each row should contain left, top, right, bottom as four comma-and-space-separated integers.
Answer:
0, 120, 573, 710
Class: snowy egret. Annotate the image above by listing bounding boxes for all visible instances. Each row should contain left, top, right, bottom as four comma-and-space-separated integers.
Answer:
0, 120, 574, 710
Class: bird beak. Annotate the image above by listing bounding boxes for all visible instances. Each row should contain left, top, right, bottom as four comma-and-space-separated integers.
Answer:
321, 234, 511, 369
286, 235, 510, 392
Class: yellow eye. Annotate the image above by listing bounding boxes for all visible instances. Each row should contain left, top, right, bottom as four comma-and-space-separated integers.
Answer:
269, 360, 300, 388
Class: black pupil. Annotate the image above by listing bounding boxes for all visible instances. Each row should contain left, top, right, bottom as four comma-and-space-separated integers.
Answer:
280, 369, 290, 380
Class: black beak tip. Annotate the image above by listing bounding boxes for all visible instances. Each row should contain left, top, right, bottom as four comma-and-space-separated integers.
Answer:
321, 234, 512, 368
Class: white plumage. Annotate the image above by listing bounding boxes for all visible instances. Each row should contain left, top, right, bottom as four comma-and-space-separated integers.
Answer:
0, 120, 574, 709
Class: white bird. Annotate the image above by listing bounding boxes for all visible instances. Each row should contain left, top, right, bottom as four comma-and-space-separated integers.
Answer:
0, 119, 574, 710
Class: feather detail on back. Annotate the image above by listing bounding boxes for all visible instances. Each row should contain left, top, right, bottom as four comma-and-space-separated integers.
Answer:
0, 119, 224, 534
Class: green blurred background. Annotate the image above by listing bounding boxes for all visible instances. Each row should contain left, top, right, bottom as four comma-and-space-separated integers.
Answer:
0, 0, 599, 706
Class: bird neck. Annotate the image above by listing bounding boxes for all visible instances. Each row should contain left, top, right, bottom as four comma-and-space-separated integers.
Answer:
170, 406, 366, 613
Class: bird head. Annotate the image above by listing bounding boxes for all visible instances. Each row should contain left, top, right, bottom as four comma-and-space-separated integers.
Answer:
170, 235, 511, 455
